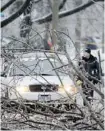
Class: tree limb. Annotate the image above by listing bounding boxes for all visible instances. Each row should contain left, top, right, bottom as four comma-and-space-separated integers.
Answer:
33, 0, 104, 24
59, 0, 67, 10
1, 0, 17, 12
1, 0, 31, 28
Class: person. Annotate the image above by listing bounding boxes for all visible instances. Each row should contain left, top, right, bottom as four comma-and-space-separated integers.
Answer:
76, 48, 101, 105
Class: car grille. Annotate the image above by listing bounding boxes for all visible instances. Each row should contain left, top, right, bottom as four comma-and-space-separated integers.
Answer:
29, 84, 59, 92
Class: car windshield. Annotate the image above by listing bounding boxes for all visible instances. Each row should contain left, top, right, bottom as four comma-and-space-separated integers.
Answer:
9, 58, 66, 76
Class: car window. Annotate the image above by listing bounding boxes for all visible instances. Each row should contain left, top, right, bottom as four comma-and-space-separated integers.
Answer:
9, 58, 66, 76
86, 44, 98, 50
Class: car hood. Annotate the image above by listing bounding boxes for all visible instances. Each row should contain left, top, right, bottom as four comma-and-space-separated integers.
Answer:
6, 75, 74, 87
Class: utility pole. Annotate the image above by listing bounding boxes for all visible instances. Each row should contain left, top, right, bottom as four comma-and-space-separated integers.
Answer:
74, 0, 82, 54
52, 0, 60, 50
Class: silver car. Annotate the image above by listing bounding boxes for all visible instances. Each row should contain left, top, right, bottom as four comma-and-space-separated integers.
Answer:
1, 54, 77, 106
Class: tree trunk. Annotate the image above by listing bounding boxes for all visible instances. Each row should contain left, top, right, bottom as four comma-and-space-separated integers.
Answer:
102, 32, 104, 53
74, 0, 82, 54
52, 0, 60, 50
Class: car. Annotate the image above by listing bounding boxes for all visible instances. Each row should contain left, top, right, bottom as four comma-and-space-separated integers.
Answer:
1, 53, 77, 110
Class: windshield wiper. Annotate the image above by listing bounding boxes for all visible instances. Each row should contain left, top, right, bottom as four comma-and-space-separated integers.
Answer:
40, 73, 53, 76
12, 74, 24, 76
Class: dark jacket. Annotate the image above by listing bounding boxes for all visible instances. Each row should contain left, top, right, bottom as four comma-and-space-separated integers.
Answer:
79, 54, 101, 84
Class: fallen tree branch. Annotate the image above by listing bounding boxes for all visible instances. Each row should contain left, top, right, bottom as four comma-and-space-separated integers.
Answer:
64, 52, 104, 129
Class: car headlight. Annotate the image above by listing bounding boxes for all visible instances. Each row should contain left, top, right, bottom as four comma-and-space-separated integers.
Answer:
58, 84, 77, 94
16, 86, 30, 93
